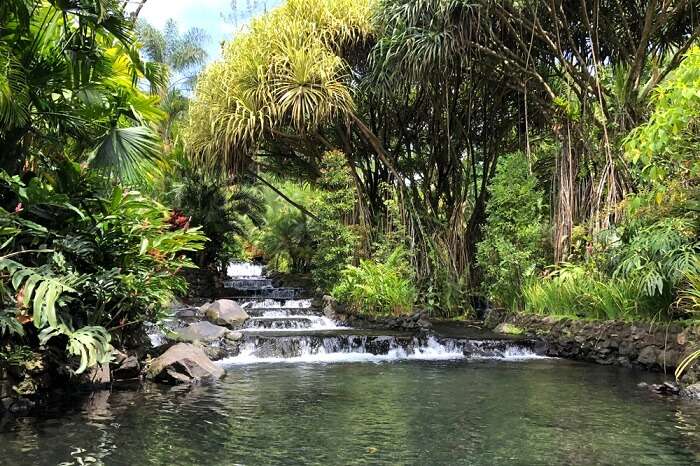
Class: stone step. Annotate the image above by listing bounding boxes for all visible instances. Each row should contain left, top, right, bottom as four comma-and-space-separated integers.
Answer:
239, 328, 414, 338
246, 316, 316, 329
243, 308, 321, 317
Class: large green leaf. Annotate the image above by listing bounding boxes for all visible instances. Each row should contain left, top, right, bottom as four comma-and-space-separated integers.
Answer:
90, 125, 164, 182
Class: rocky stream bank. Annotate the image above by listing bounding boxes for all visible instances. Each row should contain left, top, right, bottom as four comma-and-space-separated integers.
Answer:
484, 310, 700, 399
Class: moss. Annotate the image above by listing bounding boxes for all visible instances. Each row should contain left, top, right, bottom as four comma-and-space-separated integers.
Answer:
497, 323, 524, 335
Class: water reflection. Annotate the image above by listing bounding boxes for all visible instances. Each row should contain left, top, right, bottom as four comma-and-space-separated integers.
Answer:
1, 359, 699, 465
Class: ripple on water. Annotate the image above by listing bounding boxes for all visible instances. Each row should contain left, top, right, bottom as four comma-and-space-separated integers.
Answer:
1, 359, 699, 465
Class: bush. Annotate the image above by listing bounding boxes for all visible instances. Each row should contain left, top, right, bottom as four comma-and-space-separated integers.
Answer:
522, 264, 645, 320
332, 247, 416, 316
0, 163, 205, 378
310, 151, 359, 290
477, 152, 549, 310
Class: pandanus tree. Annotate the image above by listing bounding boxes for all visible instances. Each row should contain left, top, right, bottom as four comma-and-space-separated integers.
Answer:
187, 0, 700, 314
0, 0, 167, 181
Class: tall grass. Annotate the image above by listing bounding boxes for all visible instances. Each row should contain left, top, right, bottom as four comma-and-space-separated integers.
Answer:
332, 248, 417, 316
522, 263, 663, 320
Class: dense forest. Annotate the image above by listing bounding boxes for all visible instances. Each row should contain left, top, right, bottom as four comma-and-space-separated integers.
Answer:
1, 0, 699, 391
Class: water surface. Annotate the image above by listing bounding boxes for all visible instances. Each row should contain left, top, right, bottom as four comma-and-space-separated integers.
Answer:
1, 358, 698, 465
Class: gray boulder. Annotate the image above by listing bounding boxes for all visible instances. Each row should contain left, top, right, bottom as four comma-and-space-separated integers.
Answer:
175, 321, 228, 342
680, 382, 700, 400
204, 299, 249, 329
225, 330, 244, 342
637, 346, 660, 366
146, 343, 224, 384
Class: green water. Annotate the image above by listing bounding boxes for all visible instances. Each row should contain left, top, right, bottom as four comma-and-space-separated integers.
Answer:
1, 359, 698, 465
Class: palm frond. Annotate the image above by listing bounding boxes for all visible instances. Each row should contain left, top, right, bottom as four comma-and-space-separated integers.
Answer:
90, 126, 164, 182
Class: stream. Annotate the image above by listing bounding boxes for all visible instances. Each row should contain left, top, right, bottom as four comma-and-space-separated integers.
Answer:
0, 263, 698, 465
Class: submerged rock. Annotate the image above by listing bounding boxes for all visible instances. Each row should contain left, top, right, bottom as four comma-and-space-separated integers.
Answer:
146, 343, 224, 384
83, 363, 111, 386
175, 321, 228, 342
204, 299, 249, 329
649, 381, 680, 396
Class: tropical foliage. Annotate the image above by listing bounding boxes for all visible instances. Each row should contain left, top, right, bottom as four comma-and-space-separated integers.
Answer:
477, 153, 549, 310
190, 0, 699, 322
0, 0, 167, 182
0, 163, 205, 379
332, 247, 416, 316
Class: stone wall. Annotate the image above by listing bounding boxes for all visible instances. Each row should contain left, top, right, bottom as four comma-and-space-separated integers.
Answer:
180, 267, 223, 298
499, 313, 700, 383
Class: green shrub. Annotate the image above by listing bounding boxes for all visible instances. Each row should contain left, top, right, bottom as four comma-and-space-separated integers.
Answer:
477, 152, 549, 310
310, 151, 359, 290
332, 247, 416, 316
523, 263, 650, 320
0, 163, 205, 376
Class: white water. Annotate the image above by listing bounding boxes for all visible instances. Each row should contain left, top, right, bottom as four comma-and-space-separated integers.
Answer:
227, 262, 264, 278
218, 337, 545, 366
245, 299, 313, 309
244, 315, 343, 331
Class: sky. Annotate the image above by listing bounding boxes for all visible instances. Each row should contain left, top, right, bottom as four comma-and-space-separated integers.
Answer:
136, 0, 283, 63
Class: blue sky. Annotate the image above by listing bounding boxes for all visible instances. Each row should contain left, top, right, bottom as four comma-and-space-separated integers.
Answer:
137, 0, 283, 63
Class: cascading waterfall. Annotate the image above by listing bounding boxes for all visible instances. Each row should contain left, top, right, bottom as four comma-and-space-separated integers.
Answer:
153, 262, 546, 366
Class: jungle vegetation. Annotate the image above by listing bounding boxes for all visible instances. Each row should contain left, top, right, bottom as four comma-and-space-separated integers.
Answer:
188, 0, 699, 320
0, 0, 699, 383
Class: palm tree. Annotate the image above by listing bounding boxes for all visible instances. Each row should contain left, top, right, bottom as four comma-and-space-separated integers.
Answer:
135, 19, 209, 145
186, 0, 371, 174
0, 0, 167, 181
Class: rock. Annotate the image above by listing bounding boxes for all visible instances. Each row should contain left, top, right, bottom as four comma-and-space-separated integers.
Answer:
112, 355, 140, 381
650, 381, 680, 396
483, 309, 507, 329
174, 308, 198, 318
225, 331, 243, 342
84, 363, 111, 386
146, 343, 224, 384
494, 322, 524, 335
175, 321, 228, 342
680, 382, 700, 400
202, 345, 226, 361
637, 382, 648, 388
417, 318, 432, 330
637, 346, 659, 366
204, 299, 249, 329
322, 296, 338, 319
3, 397, 34, 414
199, 302, 213, 315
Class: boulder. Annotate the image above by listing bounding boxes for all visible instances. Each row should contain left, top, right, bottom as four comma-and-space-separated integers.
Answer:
175, 321, 228, 342
225, 331, 243, 342
483, 309, 507, 329
146, 343, 224, 384
84, 363, 111, 386
204, 299, 249, 329
112, 355, 140, 381
637, 346, 659, 366
680, 382, 700, 400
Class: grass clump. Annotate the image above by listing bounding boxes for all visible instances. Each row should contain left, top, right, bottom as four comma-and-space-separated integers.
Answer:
332, 248, 416, 316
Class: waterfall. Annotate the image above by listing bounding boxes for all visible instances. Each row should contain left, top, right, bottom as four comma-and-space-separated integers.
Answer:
158, 262, 546, 366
